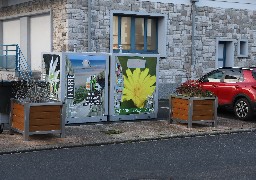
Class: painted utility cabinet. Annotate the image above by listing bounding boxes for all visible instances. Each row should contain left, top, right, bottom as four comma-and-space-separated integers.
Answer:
42, 52, 109, 124
109, 53, 159, 121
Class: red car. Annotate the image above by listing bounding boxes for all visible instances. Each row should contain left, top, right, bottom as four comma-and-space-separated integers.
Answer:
198, 67, 256, 120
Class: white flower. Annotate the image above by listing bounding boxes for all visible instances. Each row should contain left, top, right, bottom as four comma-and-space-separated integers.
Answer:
48, 57, 60, 85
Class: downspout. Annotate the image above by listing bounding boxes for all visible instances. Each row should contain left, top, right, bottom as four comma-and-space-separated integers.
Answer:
191, 0, 198, 65
88, 0, 92, 52
0, 21, 3, 52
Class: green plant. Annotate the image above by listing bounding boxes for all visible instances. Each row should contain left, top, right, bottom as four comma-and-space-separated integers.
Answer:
175, 80, 215, 97
74, 86, 89, 104
96, 71, 105, 80
13, 80, 51, 103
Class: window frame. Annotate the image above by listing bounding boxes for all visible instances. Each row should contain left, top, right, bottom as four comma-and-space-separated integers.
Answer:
200, 70, 225, 82
0, 10, 52, 70
237, 39, 248, 57
113, 15, 158, 54
218, 41, 226, 67
215, 38, 235, 68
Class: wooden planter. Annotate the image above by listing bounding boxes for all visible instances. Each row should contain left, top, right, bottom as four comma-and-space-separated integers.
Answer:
10, 99, 66, 141
169, 95, 218, 128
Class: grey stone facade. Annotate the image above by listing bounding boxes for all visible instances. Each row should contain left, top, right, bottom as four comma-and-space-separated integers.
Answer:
1, 0, 256, 99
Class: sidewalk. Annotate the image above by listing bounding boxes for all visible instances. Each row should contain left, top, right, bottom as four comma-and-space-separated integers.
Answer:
1, 100, 256, 155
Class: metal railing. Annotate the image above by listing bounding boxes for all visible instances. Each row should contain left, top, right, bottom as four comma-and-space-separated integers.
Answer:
0, 44, 16, 70
0, 44, 32, 81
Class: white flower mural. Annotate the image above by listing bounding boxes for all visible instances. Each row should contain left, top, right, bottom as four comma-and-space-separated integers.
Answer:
47, 57, 60, 99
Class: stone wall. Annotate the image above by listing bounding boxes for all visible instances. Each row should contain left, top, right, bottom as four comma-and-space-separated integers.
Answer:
194, 6, 256, 75
65, 0, 88, 51
65, 0, 193, 99
66, 1, 256, 98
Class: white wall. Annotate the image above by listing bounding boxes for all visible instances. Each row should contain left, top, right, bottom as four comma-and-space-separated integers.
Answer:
30, 14, 51, 71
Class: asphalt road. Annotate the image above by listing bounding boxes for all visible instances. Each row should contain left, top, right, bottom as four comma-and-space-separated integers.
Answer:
1, 131, 256, 180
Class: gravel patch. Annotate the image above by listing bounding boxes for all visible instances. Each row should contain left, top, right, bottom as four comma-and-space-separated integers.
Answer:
1, 115, 256, 155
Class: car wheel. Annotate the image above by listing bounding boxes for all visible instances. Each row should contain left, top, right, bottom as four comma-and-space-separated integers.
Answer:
234, 98, 252, 121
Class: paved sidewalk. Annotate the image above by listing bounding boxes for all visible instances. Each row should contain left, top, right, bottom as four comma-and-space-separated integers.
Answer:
1, 115, 256, 155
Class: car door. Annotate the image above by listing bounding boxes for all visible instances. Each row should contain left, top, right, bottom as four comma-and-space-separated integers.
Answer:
199, 70, 225, 98
216, 70, 243, 105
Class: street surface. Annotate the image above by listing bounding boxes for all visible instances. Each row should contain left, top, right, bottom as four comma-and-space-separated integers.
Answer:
0, 131, 256, 180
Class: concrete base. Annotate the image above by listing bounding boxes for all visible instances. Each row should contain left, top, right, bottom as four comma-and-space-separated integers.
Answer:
0, 113, 9, 124
0, 69, 17, 81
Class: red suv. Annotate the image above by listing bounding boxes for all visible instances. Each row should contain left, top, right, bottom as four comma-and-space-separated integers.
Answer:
198, 67, 256, 120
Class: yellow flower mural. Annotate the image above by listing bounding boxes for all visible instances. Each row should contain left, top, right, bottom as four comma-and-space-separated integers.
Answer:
122, 68, 156, 108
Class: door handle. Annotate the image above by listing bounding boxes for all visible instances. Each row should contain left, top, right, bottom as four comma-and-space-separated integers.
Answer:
212, 84, 217, 87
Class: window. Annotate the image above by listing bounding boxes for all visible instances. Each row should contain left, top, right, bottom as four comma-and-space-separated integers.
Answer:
0, 12, 51, 72
202, 70, 225, 82
216, 39, 235, 68
252, 69, 256, 80
223, 69, 242, 83
113, 15, 158, 53
218, 41, 226, 67
237, 39, 248, 57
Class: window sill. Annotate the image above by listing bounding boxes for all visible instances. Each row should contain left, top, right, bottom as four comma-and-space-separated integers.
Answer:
237, 55, 248, 58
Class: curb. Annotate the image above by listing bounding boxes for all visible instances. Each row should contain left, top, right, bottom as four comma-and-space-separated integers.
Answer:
1, 127, 256, 156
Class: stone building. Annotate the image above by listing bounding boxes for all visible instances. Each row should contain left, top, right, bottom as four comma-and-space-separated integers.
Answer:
0, 0, 256, 99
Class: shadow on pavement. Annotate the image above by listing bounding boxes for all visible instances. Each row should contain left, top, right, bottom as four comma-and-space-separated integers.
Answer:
157, 99, 170, 120
217, 107, 256, 123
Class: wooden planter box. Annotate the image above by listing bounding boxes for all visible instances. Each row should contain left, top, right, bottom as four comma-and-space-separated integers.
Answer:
169, 95, 218, 128
10, 99, 66, 141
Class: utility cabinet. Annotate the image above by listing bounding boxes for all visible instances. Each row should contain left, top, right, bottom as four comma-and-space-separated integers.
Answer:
42, 52, 109, 124
108, 53, 159, 121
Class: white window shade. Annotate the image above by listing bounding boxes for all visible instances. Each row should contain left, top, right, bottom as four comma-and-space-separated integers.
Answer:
30, 14, 51, 71
3, 19, 20, 48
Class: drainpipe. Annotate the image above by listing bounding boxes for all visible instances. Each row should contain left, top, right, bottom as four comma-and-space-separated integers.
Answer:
88, 0, 92, 52
191, 0, 198, 65
0, 21, 3, 55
